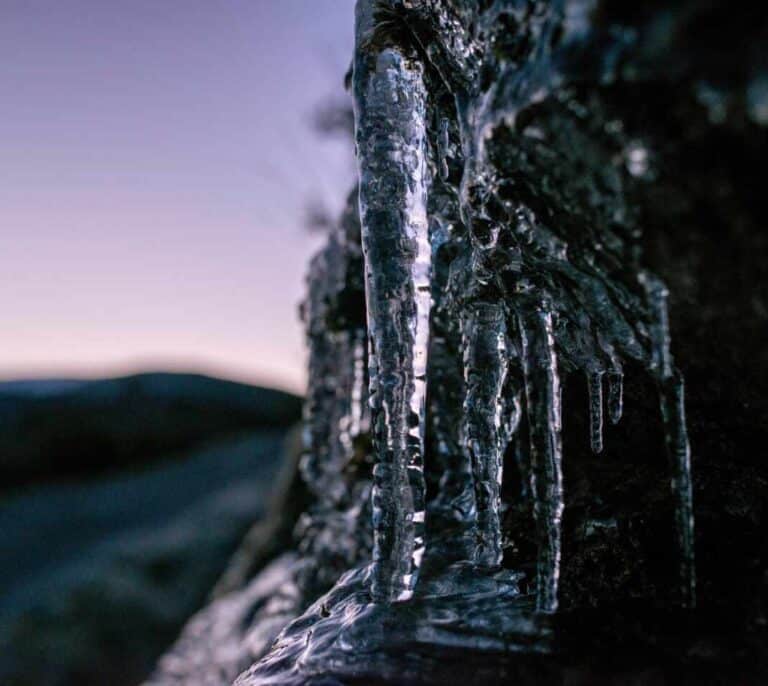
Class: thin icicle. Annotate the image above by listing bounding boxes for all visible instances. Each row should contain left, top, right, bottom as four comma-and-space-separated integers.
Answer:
427, 210, 476, 529
438, 117, 451, 181
461, 303, 510, 568
639, 271, 673, 380
607, 370, 624, 425
517, 299, 564, 613
428, 320, 477, 526
587, 370, 604, 453
641, 270, 696, 607
660, 372, 696, 607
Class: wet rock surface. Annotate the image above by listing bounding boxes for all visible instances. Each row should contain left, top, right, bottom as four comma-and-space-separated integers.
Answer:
151, 1, 767, 684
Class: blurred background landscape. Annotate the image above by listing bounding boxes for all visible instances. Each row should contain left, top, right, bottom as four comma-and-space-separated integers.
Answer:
0, 374, 300, 684
0, 1, 354, 684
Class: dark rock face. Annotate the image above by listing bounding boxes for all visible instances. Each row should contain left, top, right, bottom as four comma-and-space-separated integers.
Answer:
151, 2, 768, 684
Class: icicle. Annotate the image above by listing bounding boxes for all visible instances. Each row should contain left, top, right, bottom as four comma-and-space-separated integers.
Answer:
517, 299, 564, 613
438, 117, 451, 181
349, 329, 368, 439
353, 1, 431, 602
429, 325, 477, 525
301, 245, 342, 505
639, 271, 673, 380
659, 372, 696, 607
426, 210, 476, 527
641, 270, 696, 607
607, 370, 624, 425
587, 370, 604, 453
502, 382, 524, 450
461, 303, 509, 568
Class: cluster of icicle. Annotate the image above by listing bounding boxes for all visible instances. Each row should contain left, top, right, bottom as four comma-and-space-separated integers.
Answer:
352, 0, 695, 612
148, 2, 697, 683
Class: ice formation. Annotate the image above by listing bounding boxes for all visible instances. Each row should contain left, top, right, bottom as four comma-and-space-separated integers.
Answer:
348, 0, 695, 613
150, 1, 700, 683
353, 1, 431, 601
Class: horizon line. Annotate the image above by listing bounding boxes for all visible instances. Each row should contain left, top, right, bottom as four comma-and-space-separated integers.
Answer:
0, 358, 306, 396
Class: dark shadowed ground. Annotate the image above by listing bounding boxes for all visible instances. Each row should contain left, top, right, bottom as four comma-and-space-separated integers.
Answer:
0, 374, 301, 686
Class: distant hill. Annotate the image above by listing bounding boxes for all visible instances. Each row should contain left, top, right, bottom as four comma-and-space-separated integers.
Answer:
0, 379, 88, 397
0, 372, 302, 490
0, 428, 299, 686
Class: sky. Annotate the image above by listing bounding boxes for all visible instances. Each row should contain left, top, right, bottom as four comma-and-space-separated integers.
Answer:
0, 0, 357, 394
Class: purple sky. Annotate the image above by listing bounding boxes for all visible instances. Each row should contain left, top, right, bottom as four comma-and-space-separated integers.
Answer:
0, 0, 356, 393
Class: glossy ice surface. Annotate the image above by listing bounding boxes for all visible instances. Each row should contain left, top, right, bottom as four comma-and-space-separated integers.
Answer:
150, 2, 700, 683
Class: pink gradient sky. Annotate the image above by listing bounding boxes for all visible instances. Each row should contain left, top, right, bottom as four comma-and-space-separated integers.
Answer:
0, 0, 356, 394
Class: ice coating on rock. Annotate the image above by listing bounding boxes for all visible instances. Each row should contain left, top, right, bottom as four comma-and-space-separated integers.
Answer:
144, 555, 303, 686
145, 195, 377, 686
345, 0, 695, 613
235, 565, 550, 686
295, 194, 375, 602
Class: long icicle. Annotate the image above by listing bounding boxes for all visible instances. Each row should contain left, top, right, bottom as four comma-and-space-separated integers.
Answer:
659, 372, 696, 607
517, 298, 564, 613
461, 303, 510, 568
352, 0, 431, 602
641, 271, 696, 607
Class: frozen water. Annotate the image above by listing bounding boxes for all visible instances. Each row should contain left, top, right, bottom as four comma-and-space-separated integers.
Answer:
460, 303, 509, 569
352, 1, 431, 601
343, 0, 695, 613
152, 1, 702, 683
